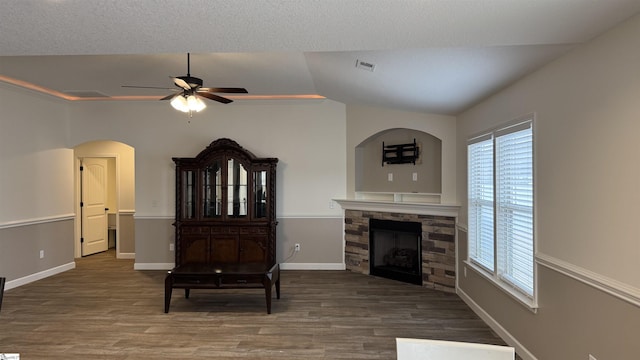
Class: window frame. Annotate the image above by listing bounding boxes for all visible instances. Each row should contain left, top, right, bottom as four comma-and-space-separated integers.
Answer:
465, 114, 538, 311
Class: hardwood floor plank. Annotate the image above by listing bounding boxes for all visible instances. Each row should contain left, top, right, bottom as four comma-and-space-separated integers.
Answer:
0, 250, 517, 359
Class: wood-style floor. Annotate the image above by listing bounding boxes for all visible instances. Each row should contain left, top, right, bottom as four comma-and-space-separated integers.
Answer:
0, 250, 515, 359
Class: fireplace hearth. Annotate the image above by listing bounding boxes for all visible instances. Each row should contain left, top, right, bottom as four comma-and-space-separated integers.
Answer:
370, 218, 422, 285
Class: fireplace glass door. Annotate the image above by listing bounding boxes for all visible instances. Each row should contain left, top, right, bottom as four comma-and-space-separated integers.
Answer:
369, 219, 422, 285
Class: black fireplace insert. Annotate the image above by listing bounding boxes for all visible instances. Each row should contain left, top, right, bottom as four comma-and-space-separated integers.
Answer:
369, 218, 422, 285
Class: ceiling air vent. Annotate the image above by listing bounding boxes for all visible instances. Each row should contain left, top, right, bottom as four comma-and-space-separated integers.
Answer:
355, 59, 376, 72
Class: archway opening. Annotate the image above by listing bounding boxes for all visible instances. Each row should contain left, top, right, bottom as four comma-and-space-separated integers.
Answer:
73, 140, 135, 259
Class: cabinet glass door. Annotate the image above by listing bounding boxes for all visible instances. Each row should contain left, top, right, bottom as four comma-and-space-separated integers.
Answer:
183, 170, 196, 219
203, 161, 222, 218
253, 170, 268, 219
227, 158, 248, 217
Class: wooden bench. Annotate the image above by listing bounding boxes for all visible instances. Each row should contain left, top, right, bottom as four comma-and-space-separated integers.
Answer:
164, 263, 280, 314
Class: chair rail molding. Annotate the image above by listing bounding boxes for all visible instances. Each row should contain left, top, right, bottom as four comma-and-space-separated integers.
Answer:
536, 252, 640, 308
0, 213, 75, 230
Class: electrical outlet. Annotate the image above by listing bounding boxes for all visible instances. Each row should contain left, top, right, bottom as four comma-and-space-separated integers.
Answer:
294, 243, 301, 252
329, 200, 334, 209
169, 243, 175, 251
388, 173, 393, 181
412, 172, 418, 181
39, 250, 44, 259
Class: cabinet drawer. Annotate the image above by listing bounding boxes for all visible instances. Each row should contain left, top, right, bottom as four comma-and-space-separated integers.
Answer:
181, 226, 210, 234
211, 226, 239, 234
239, 227, 268, 235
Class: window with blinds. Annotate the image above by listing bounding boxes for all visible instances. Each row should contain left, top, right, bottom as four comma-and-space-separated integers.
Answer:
468, 136, 494, 272
467, 118, 535, 300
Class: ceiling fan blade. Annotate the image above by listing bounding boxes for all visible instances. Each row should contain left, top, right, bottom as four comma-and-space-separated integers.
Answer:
199, 87, 248, 94
197, 91, 233, 104
159, 92, 181, 101
122, 85, 175, 90
172, 77, 191, 90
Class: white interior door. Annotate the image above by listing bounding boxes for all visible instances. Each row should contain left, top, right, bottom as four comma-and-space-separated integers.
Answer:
81, 158, 109, 256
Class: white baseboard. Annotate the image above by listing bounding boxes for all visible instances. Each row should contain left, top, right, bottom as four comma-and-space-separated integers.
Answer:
134, 263, 174, 270
5, 262, 76, 290
279, 262, 345, 270
457, 288, 537, 360
117, 252, 135, 260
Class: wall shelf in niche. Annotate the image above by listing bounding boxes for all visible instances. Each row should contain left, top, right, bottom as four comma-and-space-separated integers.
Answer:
355, 191, 441, 204
382, 138, 419, 166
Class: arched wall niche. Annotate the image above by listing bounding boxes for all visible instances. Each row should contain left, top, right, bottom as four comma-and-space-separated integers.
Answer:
355, 128, 442, 195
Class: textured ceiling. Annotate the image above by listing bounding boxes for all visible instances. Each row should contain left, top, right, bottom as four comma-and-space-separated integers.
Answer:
1, 1, 639, 114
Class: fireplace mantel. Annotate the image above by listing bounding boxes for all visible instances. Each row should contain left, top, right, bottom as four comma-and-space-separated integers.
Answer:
334, 199, 460, 218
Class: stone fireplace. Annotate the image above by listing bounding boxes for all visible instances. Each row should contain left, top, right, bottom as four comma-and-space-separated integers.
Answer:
339, 201, 458, 294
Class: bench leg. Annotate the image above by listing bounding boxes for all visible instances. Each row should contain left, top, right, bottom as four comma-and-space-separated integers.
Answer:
164, 274, 173, 313
264, 282, 272, 314
263, 264, 281, 314
0, 277, 5, 312
275, 267, 281, 299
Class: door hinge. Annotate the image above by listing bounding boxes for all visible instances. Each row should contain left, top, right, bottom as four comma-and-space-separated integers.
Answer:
81, 237, 84, 243
80, 202, 84, 207
80, 166, 84, 171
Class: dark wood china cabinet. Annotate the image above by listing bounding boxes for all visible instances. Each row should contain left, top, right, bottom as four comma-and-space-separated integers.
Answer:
173, 138, 278, 267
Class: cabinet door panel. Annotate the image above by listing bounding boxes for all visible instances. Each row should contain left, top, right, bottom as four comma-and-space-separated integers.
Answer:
253, 170, 268, 219
180, 234, 209, 264
227, 158, 248, 218
203, 161, 222, 218
211, 237, 239, 263
239, 236, 267, 263
182, 170, 197, 220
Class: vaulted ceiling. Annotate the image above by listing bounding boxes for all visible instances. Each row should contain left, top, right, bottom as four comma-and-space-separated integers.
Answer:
2, 1, 639, 115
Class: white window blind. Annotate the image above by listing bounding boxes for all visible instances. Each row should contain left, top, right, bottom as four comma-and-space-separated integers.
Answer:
467, 136, 494, 272
467, 118, 535, 302
496, 124, 534, 296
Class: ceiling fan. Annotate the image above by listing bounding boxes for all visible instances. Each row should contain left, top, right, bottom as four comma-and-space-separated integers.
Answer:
122, 53, 248, 113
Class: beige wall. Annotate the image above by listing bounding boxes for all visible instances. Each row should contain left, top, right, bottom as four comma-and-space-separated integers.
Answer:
0, 83, 75, 286
0, 84, 74, 224
456, 14, 640, 359
276, 217, 344, 267
132, 218, 175, 267
0, 219, 74, 285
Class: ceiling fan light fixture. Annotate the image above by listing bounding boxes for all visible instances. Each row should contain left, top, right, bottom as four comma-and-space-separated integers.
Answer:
123, 53, 243, 115
170, 95, 189, 112
187, 94, 206, 112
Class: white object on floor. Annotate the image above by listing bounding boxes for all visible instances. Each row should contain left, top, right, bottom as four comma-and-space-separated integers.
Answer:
396, 338, 515, 360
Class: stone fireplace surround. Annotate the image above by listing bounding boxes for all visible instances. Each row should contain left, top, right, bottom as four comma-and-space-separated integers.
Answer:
338, 201, 458, 293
